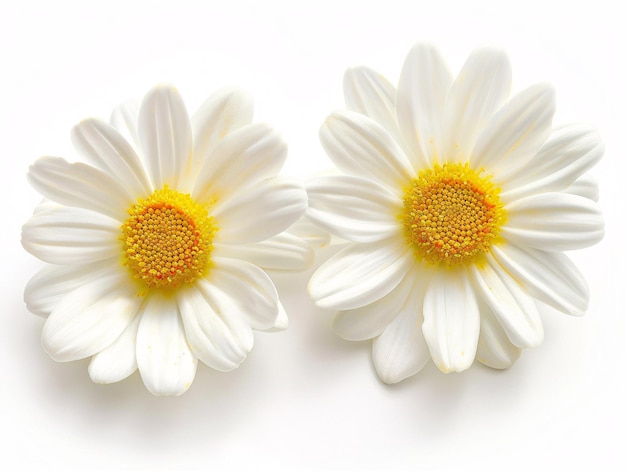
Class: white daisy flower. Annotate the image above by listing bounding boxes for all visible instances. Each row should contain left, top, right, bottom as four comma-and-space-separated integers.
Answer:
22, 84, 308, 396
307, 44, 604, 383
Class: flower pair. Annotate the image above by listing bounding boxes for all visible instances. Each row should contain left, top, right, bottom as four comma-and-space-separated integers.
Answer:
22, 43, 604, 395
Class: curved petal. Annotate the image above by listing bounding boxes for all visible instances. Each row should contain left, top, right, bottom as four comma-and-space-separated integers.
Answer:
71, 118, 152, 199
476, 298, 522, 369
136, 294, 197, 396
471, 84, 555, 183
213, 176, 307, 244
442, 46, 512, 163
22, 206, 120, 265
27, 157, 132, 220
491, 243, 589, 316
110, 99, 140, 150
42, 268, 141, 362
332, 268, 419, 341
178, 282, 253, 372
503, 192, 604, 251
343, 66, 401, 141
192, 123, 287, 205
422, 269, 480, 373
306, 175, 402, 243
214, 232, 314, 271
308, 238, 413, 310
564, 174, 599, 202
319, 111, 413, 195
372, 285, 430, 384
501, 124, 604, 201
397, 43, 453, 169
471, 256, 543, 348
137, 84, 192, 190
88, 313, 141, 384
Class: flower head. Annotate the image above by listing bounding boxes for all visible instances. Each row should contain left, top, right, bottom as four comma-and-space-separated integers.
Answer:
307, 44, 604, 383
22, 84, 308, 395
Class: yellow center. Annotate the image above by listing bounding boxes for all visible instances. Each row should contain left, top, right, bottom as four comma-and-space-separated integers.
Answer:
121, 187, 216, 290
402, 163, 505, 267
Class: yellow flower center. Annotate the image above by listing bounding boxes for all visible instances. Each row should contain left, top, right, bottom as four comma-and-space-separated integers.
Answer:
402, 163, 505, 267
121, 187, 216, 290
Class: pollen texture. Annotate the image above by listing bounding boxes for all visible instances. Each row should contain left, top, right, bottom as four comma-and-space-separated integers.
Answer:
402, 163, 505, 267
121, 187, 216, 290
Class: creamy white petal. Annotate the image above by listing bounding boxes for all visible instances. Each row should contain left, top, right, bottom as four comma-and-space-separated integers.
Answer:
214, 232, 313, 271
564, 174, 599, 202
27, 157, 132, 220
136, 295, 197, 396
476, 299, 521, 369
24, 262, 113, 318
319, 111, 413, 195
213, 176, 307, 244
192, 123, 287, 205
372, 285, 430, 384
306, 175, 402, 243
22, 206, 120, 265
288, 216, 332, 250
442, 46, 512, 163
332, 269, 418, 341
308, 238, 413, 310
192, 87, 253, 166
343, 66, 401, 141
137, 84, 192, 190
471, 255, 543, 348
397, 43, 452, 169
503, 192, 604, 251
271, 302, 288, 331
491, 243, 589, 316
501, 124, 604, 201
206, 257, 280, 330
110, 100, 140, 149
471, 84, 555, 183
422, 269, 480, 373
178, 282, 253, 372
88, 314, 141, 384
42, 269, 141, 362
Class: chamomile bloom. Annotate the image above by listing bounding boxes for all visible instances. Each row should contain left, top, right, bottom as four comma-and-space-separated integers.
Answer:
22, 84, 308, 395
307, 44, 604, 383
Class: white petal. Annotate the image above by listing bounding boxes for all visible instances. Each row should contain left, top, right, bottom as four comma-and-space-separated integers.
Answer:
308, 238, 413, 310
192, 87, 253, 166
471, 84, 555, 183
397, 43, 453, 168
442, 46, 512, 163
88, 314, 141, 384
27, 157, 131, 220
306, 175, 402, 243
471, 256, 543, 348
24, 262, 111, 318
42, 269, 141, 362
332, 269, 419, 341
110, 99, 140, 149
501, 124, 604, 200
288, 216, 332, 250
137, 84, 192, 190
192, 123, 287, 205
491, 243, 589, 316
422, 270, 480, 373
372, 286, 430, 384
343, 66, 401, 141
564, 174, 599, 202
71, 118, 152, 199
476, 299, 521, 369
213, 176, 307, 244
136, 295, 198, 396
503, 192, 604, 251
215, 232, 314, 271
178, 283, 253, 372
319, 111, 413, 195
22, 206, 120, 265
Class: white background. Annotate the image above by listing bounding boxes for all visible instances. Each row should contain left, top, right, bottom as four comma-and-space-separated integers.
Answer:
1, 1, 624, 469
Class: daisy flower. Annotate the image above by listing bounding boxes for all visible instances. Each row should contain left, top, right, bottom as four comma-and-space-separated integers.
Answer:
306, 44, 604, 383
22, 84, 308, 395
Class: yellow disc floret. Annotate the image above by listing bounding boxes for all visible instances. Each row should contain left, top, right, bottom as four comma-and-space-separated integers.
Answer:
402, 163, 505, 267
121, 186, 216, 290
